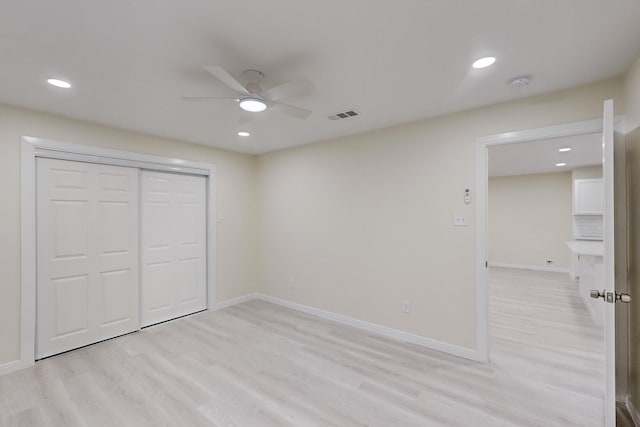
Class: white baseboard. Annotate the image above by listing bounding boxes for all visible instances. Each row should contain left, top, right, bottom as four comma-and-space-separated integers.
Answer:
0, 359, 24, 376
1, 291, 482, 378
489, 262, 570, 274
626, 394, 640, 427
212, 293, 259, 311
252, 293, 482, 362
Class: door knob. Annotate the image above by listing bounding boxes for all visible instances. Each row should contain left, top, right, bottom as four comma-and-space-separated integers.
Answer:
617, 293, 632, 303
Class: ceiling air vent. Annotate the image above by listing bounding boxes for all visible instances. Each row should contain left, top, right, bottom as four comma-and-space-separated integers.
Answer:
328, 110, 359, 120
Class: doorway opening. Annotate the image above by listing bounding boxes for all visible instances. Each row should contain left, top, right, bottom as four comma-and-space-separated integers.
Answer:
487, 132, 605, 424
476, 116, 613, 425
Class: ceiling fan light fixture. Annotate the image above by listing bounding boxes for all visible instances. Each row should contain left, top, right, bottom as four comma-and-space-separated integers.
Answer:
47, 78, 72, 88
239, 96, 267, 112
472, 56, 496, 69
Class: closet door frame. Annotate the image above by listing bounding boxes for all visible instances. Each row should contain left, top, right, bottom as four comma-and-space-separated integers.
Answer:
18, 136, 217, 373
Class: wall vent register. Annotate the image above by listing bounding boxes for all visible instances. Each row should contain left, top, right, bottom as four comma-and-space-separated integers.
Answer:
328, 110, 359, 120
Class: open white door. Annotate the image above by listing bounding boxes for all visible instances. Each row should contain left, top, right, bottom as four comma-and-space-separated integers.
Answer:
602, 99, 616, 427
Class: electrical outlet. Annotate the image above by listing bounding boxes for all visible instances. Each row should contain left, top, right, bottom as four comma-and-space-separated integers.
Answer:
453, 212, 468, 226
401, 300, 410, 313
290, 279, 297, 290
545, 260, 553, 265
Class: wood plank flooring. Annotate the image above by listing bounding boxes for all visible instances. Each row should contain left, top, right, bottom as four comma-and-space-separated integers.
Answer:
0, 268, 604, 426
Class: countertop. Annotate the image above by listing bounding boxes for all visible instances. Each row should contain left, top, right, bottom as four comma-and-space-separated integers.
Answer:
566, 240, 604, 256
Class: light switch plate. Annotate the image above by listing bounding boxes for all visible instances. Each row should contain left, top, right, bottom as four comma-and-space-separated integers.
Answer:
453, 212, 468, 226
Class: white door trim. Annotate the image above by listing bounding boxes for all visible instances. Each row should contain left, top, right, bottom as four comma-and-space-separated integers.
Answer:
19, 136, 217, 372
474, 116, 624, 363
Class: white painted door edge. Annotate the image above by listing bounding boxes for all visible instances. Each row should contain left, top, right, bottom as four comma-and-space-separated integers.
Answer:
18, 136, 217, 374
474, 115, 623, 365
602, 100, 617, 427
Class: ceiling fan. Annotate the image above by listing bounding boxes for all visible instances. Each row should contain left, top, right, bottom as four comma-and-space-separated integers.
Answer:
182, 65, 314, 119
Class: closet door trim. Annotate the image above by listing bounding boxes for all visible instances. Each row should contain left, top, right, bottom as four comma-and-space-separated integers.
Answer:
18, 136, 217, 373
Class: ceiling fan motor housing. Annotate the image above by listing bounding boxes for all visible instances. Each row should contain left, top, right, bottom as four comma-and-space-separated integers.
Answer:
243, 70, 264, 93
192, 64, 312, 119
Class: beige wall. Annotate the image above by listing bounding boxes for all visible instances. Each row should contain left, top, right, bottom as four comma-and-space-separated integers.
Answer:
257, 78, 623, 350
0, 103, 259, 366
572, 165, 603, 180
488, 172, 572, 269
625, 57, 640, 132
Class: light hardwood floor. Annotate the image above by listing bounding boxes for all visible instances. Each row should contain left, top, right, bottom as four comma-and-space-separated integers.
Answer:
0, 268, 604, 426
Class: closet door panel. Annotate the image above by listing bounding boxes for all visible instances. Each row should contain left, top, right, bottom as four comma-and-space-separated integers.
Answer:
94, 165, 139, 340
36, 158, 139, 359
141, 171, 207, 327
37, 159, 94, 358
175, 174, 206, 309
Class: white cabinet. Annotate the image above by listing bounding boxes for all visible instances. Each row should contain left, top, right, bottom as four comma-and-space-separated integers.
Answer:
573, 178, 603, 215
565, 241, 604, 326
577, 254, 605, 327
569, 252, 580, 280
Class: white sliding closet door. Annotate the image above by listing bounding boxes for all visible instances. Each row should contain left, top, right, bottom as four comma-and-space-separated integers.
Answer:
36, 158, 139, 359
141, 171, 207, 327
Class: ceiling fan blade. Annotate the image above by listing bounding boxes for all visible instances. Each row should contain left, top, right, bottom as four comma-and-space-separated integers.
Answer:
262, 77, 314, 101
202, 65, 250, 95
271, 101, 312, 119
181, 96, 239, 101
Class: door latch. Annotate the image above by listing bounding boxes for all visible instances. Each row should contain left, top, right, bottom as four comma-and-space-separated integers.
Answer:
590, 290, 632, 304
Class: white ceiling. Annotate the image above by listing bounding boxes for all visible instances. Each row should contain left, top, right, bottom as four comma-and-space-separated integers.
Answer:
489, 133, 602, 177
1, 1, 640, 154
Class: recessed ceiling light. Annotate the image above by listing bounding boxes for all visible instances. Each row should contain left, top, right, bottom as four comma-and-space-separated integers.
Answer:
558, 147, 572, 152
47, 78, 71, 89
472, 57, 496, 69
556, 162, 567, 167
237, 131, 250, 137
239, 96, 267, 112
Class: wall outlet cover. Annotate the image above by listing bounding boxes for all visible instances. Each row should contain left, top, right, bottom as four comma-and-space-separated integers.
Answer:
453, 212, 468, 226
401, 300, 410, 313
